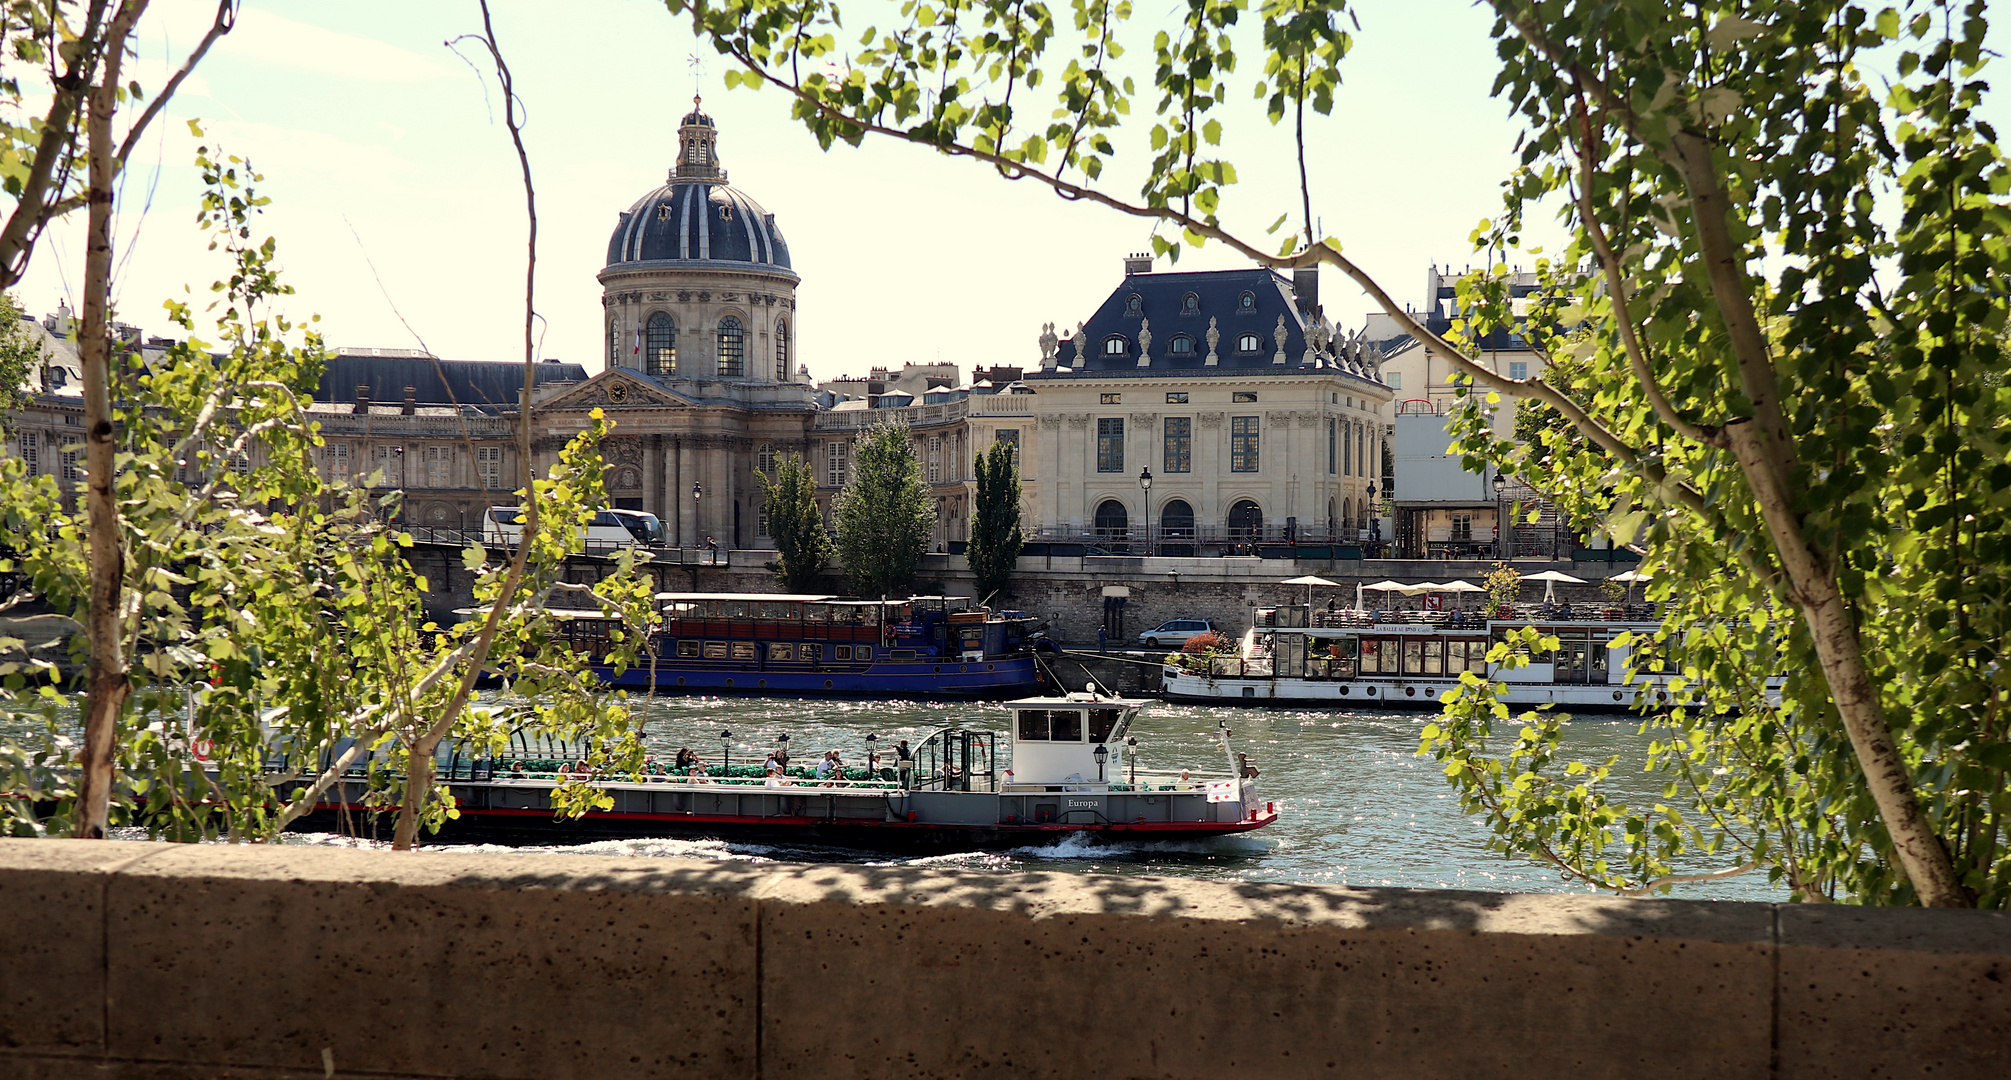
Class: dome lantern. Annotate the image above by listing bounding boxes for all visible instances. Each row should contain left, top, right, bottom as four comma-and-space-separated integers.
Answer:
675, 95, 723, 182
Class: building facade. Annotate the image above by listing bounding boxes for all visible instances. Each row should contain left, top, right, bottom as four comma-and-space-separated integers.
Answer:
1016, 257, 1393, 549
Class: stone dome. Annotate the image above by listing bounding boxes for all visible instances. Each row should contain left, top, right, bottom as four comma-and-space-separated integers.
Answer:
603, 98, 792, 271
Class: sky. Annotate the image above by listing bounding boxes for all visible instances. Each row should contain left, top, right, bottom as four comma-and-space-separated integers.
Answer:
8, 1, 2004, 383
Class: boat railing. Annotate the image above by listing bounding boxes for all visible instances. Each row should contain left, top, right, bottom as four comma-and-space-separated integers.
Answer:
1109, 767, 1237, 793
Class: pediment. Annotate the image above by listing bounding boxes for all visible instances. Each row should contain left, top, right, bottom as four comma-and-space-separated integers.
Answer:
538, 368, 695, 410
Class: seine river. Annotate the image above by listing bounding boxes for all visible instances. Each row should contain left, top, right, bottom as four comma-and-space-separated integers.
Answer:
6, 695, 1782, 901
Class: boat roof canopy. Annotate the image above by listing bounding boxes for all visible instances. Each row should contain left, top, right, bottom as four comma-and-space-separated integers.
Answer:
655, 592, 838, 602
1006, 695, 1151, 709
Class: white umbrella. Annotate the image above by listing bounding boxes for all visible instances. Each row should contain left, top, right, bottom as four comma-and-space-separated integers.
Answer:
1360, 580, 1414, 611
1609, 568, 1652, 601
1281, 574, 1344, 609
1434, 579, 1486, 610
1521, 569, 1588, 602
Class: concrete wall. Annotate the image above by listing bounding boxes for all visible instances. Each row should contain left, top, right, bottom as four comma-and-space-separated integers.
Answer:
1, 839, 2006, 1079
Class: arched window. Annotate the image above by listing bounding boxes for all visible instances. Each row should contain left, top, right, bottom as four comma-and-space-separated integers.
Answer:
775, 319, 790, 380
1180, 292, 1201, 315
1169, 334, 1195, 355
1093, 499, 1129, 539
1227, 499, 1264, 540
1124, 293, 1144, 315
757, 442, 777, 474
1238, 290, 1256, 311
1159, 499, 1195, 539
1103, 335, 1128, 356
607, 320, 621, 366
717, 316, 744, 377
1237, 332, 1262, 353
645, 313, 676, 376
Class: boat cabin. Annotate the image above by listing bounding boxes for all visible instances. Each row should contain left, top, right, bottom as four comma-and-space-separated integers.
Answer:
1003, 693, 1143, 791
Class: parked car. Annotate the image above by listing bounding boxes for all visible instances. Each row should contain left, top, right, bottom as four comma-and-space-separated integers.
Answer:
1138, 619, 1215, 648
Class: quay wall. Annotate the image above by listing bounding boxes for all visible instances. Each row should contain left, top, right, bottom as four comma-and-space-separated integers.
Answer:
410, 545, 1626, 645
3, 838, 2008, 1080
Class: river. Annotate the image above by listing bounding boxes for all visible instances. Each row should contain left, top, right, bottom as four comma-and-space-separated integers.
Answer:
5, 694, 1782, 901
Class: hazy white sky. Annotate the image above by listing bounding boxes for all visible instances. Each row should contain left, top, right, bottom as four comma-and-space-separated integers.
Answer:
10, 1, 2003, 383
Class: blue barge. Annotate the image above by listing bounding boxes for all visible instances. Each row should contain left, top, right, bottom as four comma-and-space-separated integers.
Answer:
550, 594, 1045, 699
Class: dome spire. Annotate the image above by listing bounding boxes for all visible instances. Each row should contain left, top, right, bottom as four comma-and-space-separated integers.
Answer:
673, 95, 723, 182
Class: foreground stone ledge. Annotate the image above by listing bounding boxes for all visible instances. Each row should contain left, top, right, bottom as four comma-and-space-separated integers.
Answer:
0, 838, 2006, 1080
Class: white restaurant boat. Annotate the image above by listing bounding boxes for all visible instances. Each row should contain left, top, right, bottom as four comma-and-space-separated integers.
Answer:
1162, 602, 1712, 711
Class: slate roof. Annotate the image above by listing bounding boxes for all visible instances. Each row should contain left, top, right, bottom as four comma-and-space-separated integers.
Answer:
605, 181, 793, 270
317, 354, 588, 409
1028, 266, 1384, 385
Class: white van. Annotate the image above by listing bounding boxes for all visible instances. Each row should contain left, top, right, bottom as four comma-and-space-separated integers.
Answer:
483, 507, 666, 551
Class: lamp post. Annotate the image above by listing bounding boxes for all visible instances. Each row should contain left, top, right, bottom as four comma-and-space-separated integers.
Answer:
1365, 481, 1380, 553
1137, 466, 1154, 555
1093, 743, 1109, 783
719, 729, 732, 775
866, 732, 879, 773
1491, 471, 1506, 560
1125, 735, 1138, 787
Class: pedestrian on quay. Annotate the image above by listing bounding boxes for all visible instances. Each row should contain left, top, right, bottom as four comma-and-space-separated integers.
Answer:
1097, 625, 1108, 652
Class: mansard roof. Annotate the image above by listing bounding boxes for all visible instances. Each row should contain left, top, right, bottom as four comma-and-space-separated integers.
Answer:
318, 354, 588, 409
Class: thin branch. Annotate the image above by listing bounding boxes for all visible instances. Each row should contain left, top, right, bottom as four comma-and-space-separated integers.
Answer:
1618, 861, 1758, 897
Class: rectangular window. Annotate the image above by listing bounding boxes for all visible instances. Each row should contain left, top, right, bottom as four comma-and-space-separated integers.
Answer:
374, 445, 403, 486
835, 645, 852, 660
826, 441, 850, 488
927, 436, 941, 484
1450, 513, 1473, 541
1508, 361, 1529, 380
425, 446, 451, 487
16, 432, 35, 476
1328, 419, 1337, 475
323, 443, 352, 481
758, 504, 770, 536
1403, 639, 1424, 674
1233, 391, 1258, 403
1096, 417, 1124, 473
1051, 710, 1083, 741
855, 645, 871, 661
994, 428, 1020, 450
1163, 417, 1191, 473
1230, 416, 1259, 472
703, 641, 729, 659
676, 640, 701, 658
476, 447, 501, 490
1018, 709, 1051, 741
1423, 639, 1444, 675
1386, 371, 1403, 390
60, 448, 80, 484
769, 643, 794, 662
1100, 393, 1122, 405
730, 642, 757, 660
1165, 392, 1188, 404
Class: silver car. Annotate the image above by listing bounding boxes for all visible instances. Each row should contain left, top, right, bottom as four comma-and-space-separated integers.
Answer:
1138, 619, 1215, 648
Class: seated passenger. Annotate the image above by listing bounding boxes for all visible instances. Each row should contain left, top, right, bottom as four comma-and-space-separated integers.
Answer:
763, 765, 794, 788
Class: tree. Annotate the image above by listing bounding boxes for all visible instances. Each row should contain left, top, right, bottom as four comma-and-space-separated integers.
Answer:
676, 0, 2011, 906
964, 438, 1023, 602
0, 293, 46, 428
834, 420, 932, 599
758, 452, 832, 592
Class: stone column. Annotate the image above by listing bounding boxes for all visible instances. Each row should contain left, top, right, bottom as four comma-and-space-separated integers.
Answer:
677, 439, 696, 547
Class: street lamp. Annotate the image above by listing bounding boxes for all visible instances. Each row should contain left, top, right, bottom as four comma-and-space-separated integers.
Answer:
692, 481, 705, 558
1125, 735, 1138, 786
1491, 471, 1506, 559
719, 729, 732, 774
1365, 481, 1380, 548
1093, 743, 1109, 783
866, 732, 879, 773
1137, 467, 1153, 555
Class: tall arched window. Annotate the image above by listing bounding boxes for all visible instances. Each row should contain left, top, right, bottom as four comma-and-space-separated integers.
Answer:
1227, 499, 1264, 541
645, 313, 676, 376
1159, 499, 1195, 539
717, 316, 744, 377
775, 318, 790, 380
1093, 499, 1129, 540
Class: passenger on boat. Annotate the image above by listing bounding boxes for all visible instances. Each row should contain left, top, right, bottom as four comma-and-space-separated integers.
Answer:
1178, 768, 1191, 789
509, 762, 526, 778
1238, 753, 1259, 779
815, 751, 841, 784
674, 748, 697, 772
895, 739, 914, 787
764, 765, 794, 788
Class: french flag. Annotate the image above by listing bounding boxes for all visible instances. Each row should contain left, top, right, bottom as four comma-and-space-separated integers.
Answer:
632, 329, 642, 357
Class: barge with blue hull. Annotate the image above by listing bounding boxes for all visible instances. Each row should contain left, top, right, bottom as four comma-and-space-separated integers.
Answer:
550, 593, 1044, 700
290, 695, 1276, 851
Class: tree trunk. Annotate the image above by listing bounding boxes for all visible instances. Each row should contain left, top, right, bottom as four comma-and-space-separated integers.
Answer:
392, 739, 436, 851
71, 3, 142, 839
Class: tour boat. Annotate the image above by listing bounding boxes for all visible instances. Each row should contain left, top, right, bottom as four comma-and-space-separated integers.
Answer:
290, 693, 1277, 850
1162, 603, 1718, 711
539, 593, 1046, 700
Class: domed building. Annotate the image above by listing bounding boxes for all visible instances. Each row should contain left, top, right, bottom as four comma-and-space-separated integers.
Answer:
527, 99, 817, 548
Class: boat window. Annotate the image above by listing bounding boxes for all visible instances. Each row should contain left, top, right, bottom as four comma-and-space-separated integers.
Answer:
1470, 641, 1491, 672
1088, 709, 1122, 743
730, 642, 757, 660
891, 649, 917, 660
800, 643, 821, 662
1018, 709, 1051, 740
835, 645, 852, 660
856, 645, 872, 661
1402, 639, 1424, 674
676, 640, 700, 658
1359, 638, 1383, 674
1051, 710, 1084, 742
727, 601, 751, 619
1423, 639, 1444, 675
804, 604, 828, 622
703, 641, 728, 659
769, 643, 794, 661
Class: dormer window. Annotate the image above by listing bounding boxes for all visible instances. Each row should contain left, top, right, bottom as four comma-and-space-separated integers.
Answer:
1169, 334, 1195, 355
1124, 293, 1143, 316
1102, 335, 1129, 355
1237, 332, 1262, 353
1180, 292, 1200, 315
1238, 291, 1256, 311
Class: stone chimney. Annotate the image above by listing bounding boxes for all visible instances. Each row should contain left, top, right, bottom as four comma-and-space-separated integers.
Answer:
1123, 252, 1153, 276
402, 386, 416, 416
1294, 266, 1320, 317
354, 384, 371, 414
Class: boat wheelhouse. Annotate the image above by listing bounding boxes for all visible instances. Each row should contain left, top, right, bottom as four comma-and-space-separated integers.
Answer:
1163, 602, 1704, 710
542, 593, 1043, 699
287, 694, 1275, 850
